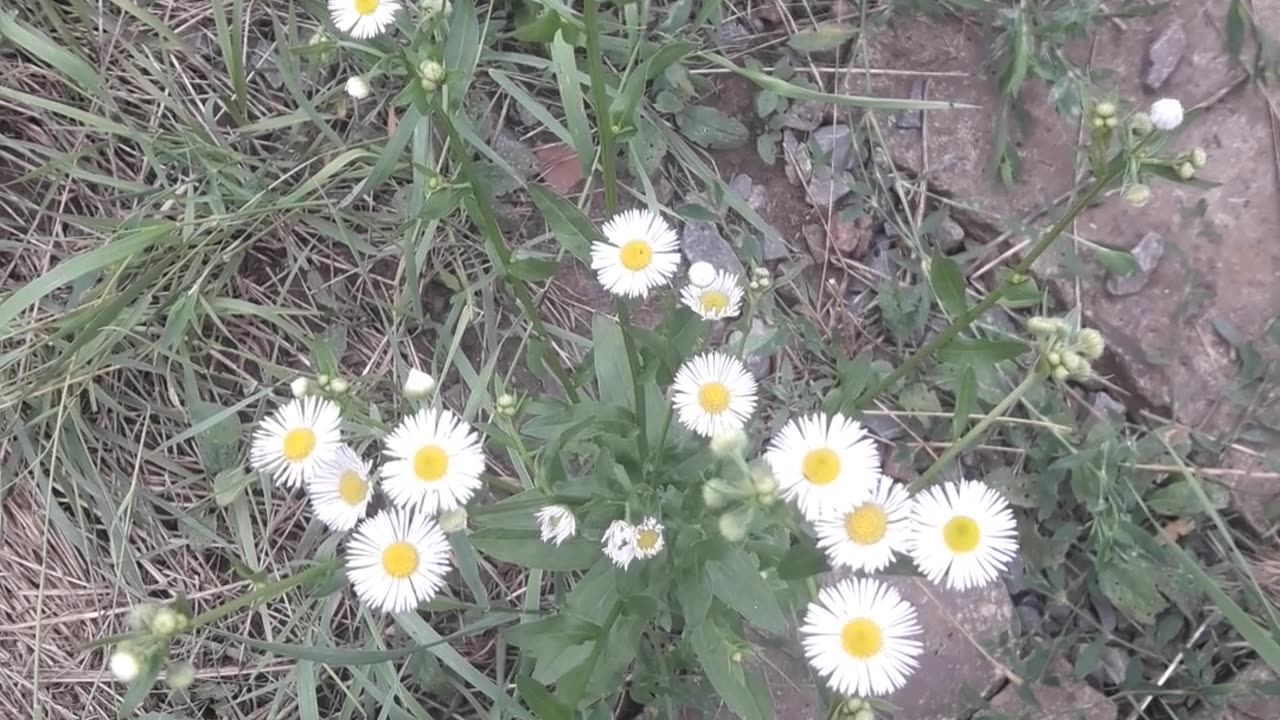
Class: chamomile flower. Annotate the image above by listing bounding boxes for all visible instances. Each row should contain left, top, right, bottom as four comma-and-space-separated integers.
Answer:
907, 480, 1018, 590
329, 0, 400, 39
591, 209, 680, 298
814, 475, 912, 573
346, 509, 451, 613
306, 444, 375, 532
382, 408, 485, 515
679, 270, 745, 320
633, 517, 665, 559
801, 577, 923, 697
602, 520, 637, 569
672, 352, 759, 438
765, 413, 880, 520
536, 505, 577, 546
250, 397, 342, 489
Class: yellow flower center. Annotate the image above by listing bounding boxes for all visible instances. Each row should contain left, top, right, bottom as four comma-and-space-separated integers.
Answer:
844, 504, 888, 545
699, 289, 730, 313
354, 0, 379, 15
697, 381, 730, 414
281, 428, 316, 462
636, 528, 661, 551
337, 470, 368, 506
943, 515, 981, 553
801, 448, 840, 485
381, 541, 418, 579
413, 445, 449, 482
619, 240, 653, 271
840, 618, 883, 659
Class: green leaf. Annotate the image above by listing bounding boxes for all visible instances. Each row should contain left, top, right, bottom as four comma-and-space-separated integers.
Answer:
675, 105, 749, 149
506, 615, 600, 656
517, 675, 573, 720
592, 315, 635, 409
1146, 478, 1230, 515
550, 30, 593, 177
930, 253, 968, 318
1093, 245, 1140, 276
898, 383, 942, 414
952, 365, 976, 440
471, 529, 602, 570
512, 7, 562, 43
443, 0, 481, 96
788, 23, 856, 54
509, 258, 560, 282
756, 131, 779, 165
0, 13, 103, 100
836, 352, 874, 409
706, 548, 786, 633
673, 203, 719, 222
936, 338, 1027, 364
213, 467, 252, 506
689, 623, 769, 720
612, 41, 694, 122
1097, 558, 1168, 624
777, 539, 828, 580
754, 90, 780, 117
528, 183, 598, 263
1225, 0, 1246, 59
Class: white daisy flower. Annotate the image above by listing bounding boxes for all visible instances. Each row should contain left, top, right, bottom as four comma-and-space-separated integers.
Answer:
329, 0, 400, 39
672, 352, 759, 438
536, 505, 577, 546
907, 480, 1018, 590
765, 413, 880, 521
306, 444, 375, 532
679, 270, 745, 320
602, 519, 637, 569
346, 508, 451, 612
687, 260, 717, 288
801, 577, 923, 697
633, 516, 665, 559
382, 408, 485, 515
590, 209, 680, 298
345, 76, 371, 99
1150, 98, 1184, 131
814, 474, 912, 573
250, 397, 342, 489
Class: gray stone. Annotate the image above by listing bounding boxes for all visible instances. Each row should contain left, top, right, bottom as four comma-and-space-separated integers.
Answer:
490, 127, 539, 180
1190, 661, 1280, 720
729, 173, 770, 214
1105, 232, 1164, 296
934, 215, 966, 253
812, 124, 859, 170
883, 577, 1014, 720
1144, 24, 1187, 91
782, 130, 812, 186
714, 19, 750, 49
1014, 603, 1042, 636
860, 412, 906, 441
727, 318, 774, 379
681, 221, 746, 278
783, 100, 826, 132
804, 166, 854, 208
829, 213, 872, 257
1090, 593, 1118, 633
984, 660, 1117, 720
894, 79, 925, 129
1091, 645, 1129, 686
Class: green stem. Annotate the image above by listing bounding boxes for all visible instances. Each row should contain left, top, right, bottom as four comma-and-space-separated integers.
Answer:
616, 298, 649, 464
909, 371, 1041, 491
858, 170, 1116, 408
432, 104, 579, 402
583, 0, 618, 214
188, 558, 341, 630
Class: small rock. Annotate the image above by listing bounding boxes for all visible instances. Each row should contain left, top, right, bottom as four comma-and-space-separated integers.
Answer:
988, 660, 1117, 720
1105, 232, 1164, 296
727, 318, 774, 379
978, 308, 1017, 334
894, 78, 925, 129
1090, 592, 1118, 633
491, 127, 539, 180
830, 213, 872, 256
860, 412, 904, 441
1015, 603, 1042, 636
1093, 646, 1129, 686
1088, 392, 1127, 425
934, 215, 966, 253
804, 166, 853, 208
782, 100, 826, 132
812, 124, 859, 170
867, 233, 894, 276
714, 19, 750, 49
653, 175, 675, 205
782, 130, 812, 186
728, 173, 769, 213
802, 223, 827, 263
759, 233, 789, 263
1144, 24, 1186, 91
681, 221, 746, 278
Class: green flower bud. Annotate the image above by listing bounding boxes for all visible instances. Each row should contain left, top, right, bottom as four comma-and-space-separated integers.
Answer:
438, 507, 468, 533
128, 604, 159, 631
419, 61, 446, 92
1091, 115, 1105, 128
1190, 147, 1207, 169
844, 698, 868, 713
1129, 112, 1154, 136
1075, 360, 1093, 378
709, 428, 747, 458
166, 661, 196, 690
426, 174, 443, 191
1060, 350, 1084, 374
1046, 351, 1062, 367
1104, 116, 1118, 128
752, 266, 770, 280
748, 279, 761, 291
496, 393, 516, 409
718, 508, 750, 542
1051, 365, 1070, 383
1124, 183, 1151, 208
853, 709, 876, 720
1026, 316, 1059, 336
328, 377, 350, 394
750, 466, 778, 495
1177, 161, 1195, 180
702, 481, 730, 510
1078, 327, 1105, 360
1094, 101, 1116, 118
729, 650, 744, 663
151, 608, 182, 637
756, 490, 777, 506
316, 373, 331, 389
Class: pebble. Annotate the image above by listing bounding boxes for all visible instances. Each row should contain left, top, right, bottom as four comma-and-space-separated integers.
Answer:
1015, 603, 1043, 636
1144, 24, 1186, 91
727, 318, 774, 379
894, 78, 925, 129
1105, 231, 1164, 296
680, 220, 746, 278
804, 166, 854, 208
811, 124, 860, 170
935, 215, 966, 253
782, 100, 826, 132
782, 130, 812, 186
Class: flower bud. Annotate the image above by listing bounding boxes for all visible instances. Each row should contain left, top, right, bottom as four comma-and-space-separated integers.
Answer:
718, 508, 750, 542
1060, 350, 1083, 374
404, 369, 436, 398
290, 377, 311, 398
328, 377, 350, 394
166, 661, 195, 690
844, 698, 869, 713
756, 276, 772, 289
1190, 147, 1207, 169
419, 61, 446, 92
750, 466, 777, 495
496, 393, 516, 409
316, 373, 331, 389
702, 482, 728, 509
1177, 161, 1195, 180
853, 709, 876, 720
1051, 365, 1070, 383
688, 261, 716, 288
1129, 112, 1153, 137
151, 607, 182, 637
1075, 360, 1093, 378
1094, 101, 1116, 118
1026, 316, 1059, 336
1104, 116, 1118, 128
1091, 115, 1105, 128
1046, 351, 1062, 366
439, 507, 468, 533
128, 603, 158, 630
1150, 97, 1184, 131
308, 30, 329, 46
748, 279, 761, 291
752, 266, 770, 280
709, 428, 747, 458
345, 76, 370, 100
730, 650, 744, 663
1124, 183, 1151, 208
1078, 328, 1105, 360
110, 647, 142, 683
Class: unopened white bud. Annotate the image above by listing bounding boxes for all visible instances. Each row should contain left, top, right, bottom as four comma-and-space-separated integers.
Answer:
438, 507, 468, 533
1051, 365, 1070, 383
1124, 183, 1151, 208
1177, 162, 1195, 180
1150, 98, 1184, 131
328, 377, 350, 394
110, 648, 142, 683
718, 509, 749, 542
166, 661, 195, 690
404, 369, 436, 398
1190, 147, 1207, 169
709, 428, 747, 458
290, 377, 311, 398
688, 261, 716, 288
345, 76, 370, 100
